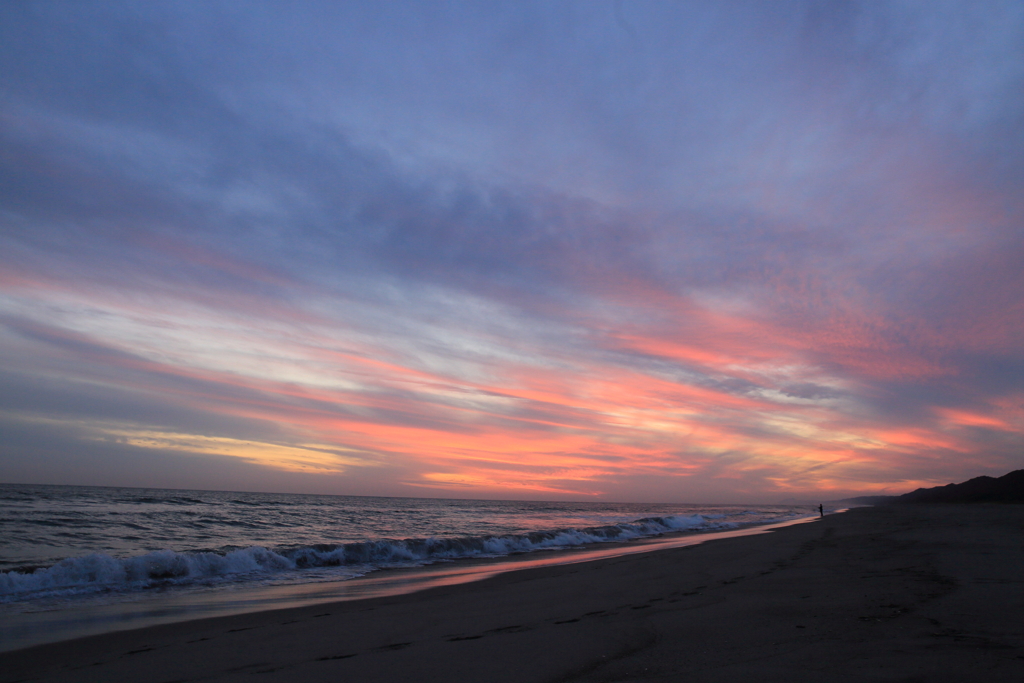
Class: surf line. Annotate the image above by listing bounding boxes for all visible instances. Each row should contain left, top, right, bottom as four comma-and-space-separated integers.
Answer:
0, 513, 827, 653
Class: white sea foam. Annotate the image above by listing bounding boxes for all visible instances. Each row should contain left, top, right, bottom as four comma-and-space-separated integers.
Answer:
1, 484, 814, 605
0, 546, 294, 600
0, 512, 759, 601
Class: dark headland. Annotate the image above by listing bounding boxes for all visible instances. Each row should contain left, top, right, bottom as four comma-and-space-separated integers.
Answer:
896, 469, 1024, 503
839, 468, 1024, 506
3, 495, 1023, 681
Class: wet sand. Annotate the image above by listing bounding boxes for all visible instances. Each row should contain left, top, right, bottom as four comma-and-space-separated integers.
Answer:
2, 504, 1022, 682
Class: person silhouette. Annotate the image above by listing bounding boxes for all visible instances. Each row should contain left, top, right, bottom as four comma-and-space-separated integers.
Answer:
818, 503, 824, 517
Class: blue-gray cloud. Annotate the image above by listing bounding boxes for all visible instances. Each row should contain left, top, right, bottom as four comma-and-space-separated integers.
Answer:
1, 1, 1022, 498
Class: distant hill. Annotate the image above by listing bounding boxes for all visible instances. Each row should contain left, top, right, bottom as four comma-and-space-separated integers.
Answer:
895, 469, 1024, 503
834, 495, 897, 506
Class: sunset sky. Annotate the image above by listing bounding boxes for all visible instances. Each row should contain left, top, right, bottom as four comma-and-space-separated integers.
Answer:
1, 1, 1022, 502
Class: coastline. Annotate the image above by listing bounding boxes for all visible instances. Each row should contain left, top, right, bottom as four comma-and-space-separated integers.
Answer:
0, 514, 818, 653
2, 504, 1022, 682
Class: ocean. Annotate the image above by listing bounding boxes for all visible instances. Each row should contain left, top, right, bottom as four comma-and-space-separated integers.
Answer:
0, 483, 818, 651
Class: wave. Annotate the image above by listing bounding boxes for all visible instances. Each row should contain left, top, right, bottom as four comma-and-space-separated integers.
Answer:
0, 512, 780, 601
116, 496, 210, 506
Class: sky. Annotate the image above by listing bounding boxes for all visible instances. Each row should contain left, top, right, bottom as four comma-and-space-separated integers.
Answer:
1, 1, 1022, 503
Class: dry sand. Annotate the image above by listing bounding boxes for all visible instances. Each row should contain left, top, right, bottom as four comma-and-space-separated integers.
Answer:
2, 504, 1022, 683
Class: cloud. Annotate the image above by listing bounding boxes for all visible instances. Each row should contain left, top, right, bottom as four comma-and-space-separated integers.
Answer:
1, 1, 1022, 500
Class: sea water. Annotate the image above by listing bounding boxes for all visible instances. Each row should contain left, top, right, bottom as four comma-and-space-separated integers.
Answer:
0, 483, 817, 650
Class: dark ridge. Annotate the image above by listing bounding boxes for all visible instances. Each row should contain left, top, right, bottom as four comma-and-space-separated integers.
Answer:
834, 496, 898, 506
895, 470, 1024, 504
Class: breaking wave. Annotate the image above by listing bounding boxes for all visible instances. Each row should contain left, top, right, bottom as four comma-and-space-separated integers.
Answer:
0, 513, 755, 601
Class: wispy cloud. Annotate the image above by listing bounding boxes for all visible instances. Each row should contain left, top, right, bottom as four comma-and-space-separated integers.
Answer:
1, 1, 1021, 500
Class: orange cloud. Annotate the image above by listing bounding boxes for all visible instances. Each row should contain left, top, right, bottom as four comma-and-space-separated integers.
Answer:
6, 259, 1023, 500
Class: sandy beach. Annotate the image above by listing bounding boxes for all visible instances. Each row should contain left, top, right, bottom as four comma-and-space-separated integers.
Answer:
2, 504, 1022, 683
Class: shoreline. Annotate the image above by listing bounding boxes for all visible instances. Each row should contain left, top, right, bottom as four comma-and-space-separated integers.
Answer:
0, 514, 818, 653
2, 504, 1022, 682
